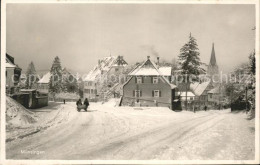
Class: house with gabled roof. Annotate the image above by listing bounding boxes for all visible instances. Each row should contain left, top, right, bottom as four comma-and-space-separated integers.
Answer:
37, 68, 79, 94
83, 55, 128, 100
121, 56, 180, 110
37, 72, 51, 94
208, 84, 227, 109
6, 53, 22, 94
190, 80, 214, 108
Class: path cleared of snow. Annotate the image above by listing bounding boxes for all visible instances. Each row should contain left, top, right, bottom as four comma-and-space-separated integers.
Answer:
6, 102, 255, 160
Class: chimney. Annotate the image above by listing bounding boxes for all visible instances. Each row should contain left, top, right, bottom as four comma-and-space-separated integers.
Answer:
147, 56, 150, 60
117, 56, 121, 65
98, 60, 101, 68
157, 57, 160, 66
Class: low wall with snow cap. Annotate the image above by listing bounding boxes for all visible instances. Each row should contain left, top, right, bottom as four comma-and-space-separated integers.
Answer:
121, 96, 172, 109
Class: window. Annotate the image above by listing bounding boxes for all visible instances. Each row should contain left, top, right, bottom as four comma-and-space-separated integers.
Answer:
84, 89, 90, 94
153, 90, 160, 97
152, 77, 158, 84
209, 94, 212, 99
134, 90, 141, 97
190, 97, 193, 100
136, 77, 143, 84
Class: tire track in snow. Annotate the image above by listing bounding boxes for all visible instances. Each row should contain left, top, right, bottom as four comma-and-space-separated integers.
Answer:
79, 113, 218, 159
116, 114, 220, 159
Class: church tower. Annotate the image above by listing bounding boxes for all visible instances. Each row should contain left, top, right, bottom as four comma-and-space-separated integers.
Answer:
207, 43, 219, 76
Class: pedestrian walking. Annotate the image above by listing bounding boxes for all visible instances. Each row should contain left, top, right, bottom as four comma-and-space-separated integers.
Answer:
204, 105, 207, 111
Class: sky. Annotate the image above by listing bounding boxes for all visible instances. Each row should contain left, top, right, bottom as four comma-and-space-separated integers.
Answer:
6, 3, 255, 74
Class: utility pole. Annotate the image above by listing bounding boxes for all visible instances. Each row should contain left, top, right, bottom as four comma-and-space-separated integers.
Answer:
245, 85, 248, 113
185, 82, 188, 110
219, 83, 221, 110
185, 72, 188, 111
230, 84, 233, 111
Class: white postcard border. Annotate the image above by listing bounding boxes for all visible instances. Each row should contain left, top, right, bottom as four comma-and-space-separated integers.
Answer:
1, 0, 259, 164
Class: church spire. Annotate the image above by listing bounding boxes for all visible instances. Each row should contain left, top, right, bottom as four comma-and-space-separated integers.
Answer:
210, 43, 217, 66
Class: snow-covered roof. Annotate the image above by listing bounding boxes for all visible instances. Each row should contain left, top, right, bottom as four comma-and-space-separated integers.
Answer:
37, 72, 51, 84
170, 84, 177, 89
112, 56, 128, 67
130, 67, 160, 76
112, 64, 128, 67
158, 67, 172, 76
190, 81, 211, 96
83, 56, 117, 81
129, 60, 172, 76
6, 54, 21, 69
124, 57, 176, 89
20, 89, 37, 92
6, 62, 17, 68
178, 91, 195, 97
208, 86, 220, 94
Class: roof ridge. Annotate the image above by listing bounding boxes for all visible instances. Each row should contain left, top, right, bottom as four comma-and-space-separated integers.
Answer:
128, 58, 175, 89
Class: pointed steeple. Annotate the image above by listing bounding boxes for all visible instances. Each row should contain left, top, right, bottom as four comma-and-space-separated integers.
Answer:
209, 43, 217, 66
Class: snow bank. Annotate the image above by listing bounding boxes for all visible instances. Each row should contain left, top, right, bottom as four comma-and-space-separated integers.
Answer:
102, 98, 120, 107
6, 97, 37, 126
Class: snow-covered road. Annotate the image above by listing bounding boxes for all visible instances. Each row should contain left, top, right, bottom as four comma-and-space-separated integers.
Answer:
6, 102, 255, 160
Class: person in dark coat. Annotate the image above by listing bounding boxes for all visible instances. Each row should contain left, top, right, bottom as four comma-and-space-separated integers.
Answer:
76, 99, 82, 106
83, 98, 89, 111
204, 105, 207, 111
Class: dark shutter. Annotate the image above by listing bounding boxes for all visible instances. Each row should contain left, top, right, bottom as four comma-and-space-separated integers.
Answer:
133, 90, 135, 97
159, 91, 162, 97
135, 77, 137, 83
151, 76, 153, 83
142, 77, 144, 83
140, 91, 142, 97
152, 90, 154, 97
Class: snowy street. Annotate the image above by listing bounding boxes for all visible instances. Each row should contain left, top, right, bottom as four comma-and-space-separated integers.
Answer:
6, 101, 255, 160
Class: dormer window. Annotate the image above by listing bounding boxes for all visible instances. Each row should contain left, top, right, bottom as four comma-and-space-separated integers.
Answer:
136, 77, 143, 84
153, 77, 158, 84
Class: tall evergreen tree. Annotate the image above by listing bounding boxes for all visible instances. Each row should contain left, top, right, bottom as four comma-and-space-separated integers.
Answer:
49, 56, 63, 94
178, 33, 204, 76
178, 33, 204, 110
25, 61, 38, 89
248, 50, 255, 119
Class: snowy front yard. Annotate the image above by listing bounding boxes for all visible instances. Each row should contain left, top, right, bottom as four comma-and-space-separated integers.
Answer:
6, 101, 255, 160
